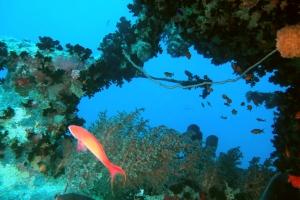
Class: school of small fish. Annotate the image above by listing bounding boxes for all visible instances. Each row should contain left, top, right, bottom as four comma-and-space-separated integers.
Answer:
200, 93, 265, 134
166, 56, 265, 135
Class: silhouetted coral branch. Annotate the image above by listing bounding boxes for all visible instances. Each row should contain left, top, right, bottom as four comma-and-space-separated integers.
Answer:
123, 49, 277, 89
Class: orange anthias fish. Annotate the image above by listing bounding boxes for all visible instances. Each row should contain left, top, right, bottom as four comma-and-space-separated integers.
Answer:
286, 146, 290, 157
185, 51, 191, 59
231, 63, 236, 70
251, 129, 264, 134
295, 111, 300, 119
247, 105, 252, 112
235, 66, 242, 74
231, 63, 242, 74
232, 109, 237, 115
206, 86, 213, 92
68, 125, 126, 195
222, 94, 228, 99
164, 72, 174, 78
245, 73, 253, 81
227, 98, 232, 104
288, 175, 300, 189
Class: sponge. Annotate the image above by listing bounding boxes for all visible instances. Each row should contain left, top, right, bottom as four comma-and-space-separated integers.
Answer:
276, 24, 300, 58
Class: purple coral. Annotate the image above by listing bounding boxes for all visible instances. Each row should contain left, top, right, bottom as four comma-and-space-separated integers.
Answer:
53, 56, 84, 72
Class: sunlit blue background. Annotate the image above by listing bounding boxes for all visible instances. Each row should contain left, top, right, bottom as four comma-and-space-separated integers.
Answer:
0, 0, 283, 168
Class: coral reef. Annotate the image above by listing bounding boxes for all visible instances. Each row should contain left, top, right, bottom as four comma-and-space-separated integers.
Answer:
162, 22, 191, 58
0, 107, 277, 199
0, 36, 91, 178
60, 110, 273, 199
0, 0, 300, 198
64, 109, 203, 198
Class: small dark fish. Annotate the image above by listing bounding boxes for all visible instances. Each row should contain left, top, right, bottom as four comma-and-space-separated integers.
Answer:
251, 129, 264, 134
256, 118, 266, 122
185, 51, 191, 59
232, 109, 237, 115
220, 116, 227, 119
176, 8, 183, 16
201, 102, 205, 108
55, 193, 95, 200
241, 102, 245, 106
164, 72, 174, 77
184, 70, 194, 80
207, 101, 212, 107
222, 94, 228, 99
247, 105, 252, 112
224, 103, 231, 107
106, 19, 110, 27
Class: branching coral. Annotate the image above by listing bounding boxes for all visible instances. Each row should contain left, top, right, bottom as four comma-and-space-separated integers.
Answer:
88, 109, 203, 195
224, 181, 240, 200
62, 109, 220, 198
198, 148, 222, 193
239, 157, 274, 199
0, 108, 272, 199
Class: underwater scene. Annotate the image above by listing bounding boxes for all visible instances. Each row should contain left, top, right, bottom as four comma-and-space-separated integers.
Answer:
0, 0, 300, 199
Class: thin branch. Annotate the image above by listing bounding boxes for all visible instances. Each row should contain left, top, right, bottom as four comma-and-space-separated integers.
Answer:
123, 49, 277, 89
136, 73, 210, 85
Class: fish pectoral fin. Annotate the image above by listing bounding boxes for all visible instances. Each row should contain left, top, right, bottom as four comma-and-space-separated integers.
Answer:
77, 140, 88, 151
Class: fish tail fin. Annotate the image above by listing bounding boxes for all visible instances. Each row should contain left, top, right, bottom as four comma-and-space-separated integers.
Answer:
108, 163, 126, 195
